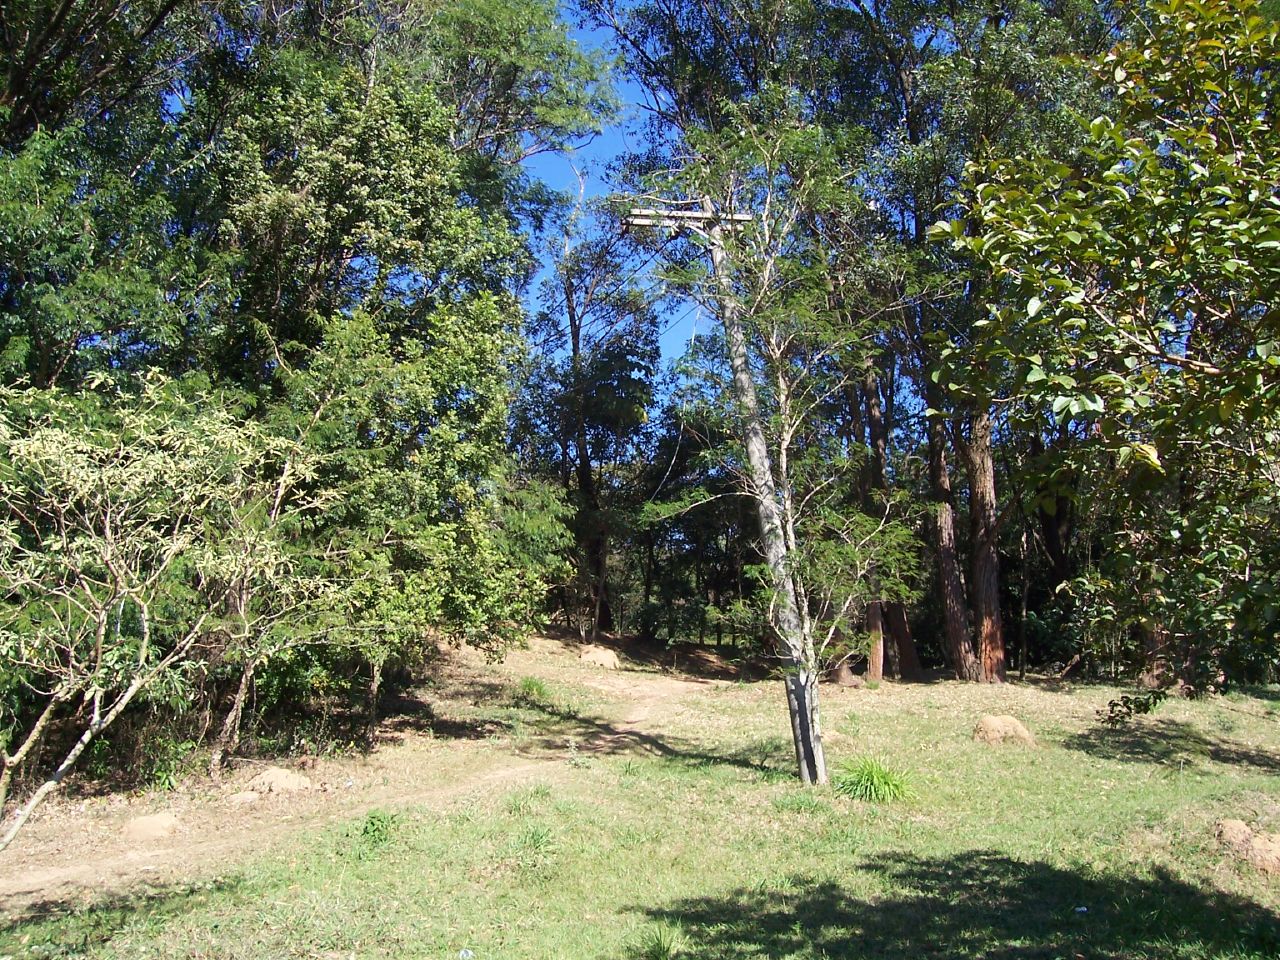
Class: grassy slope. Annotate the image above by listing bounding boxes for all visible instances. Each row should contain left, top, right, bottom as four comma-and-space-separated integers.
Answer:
4, 658, 1279, 960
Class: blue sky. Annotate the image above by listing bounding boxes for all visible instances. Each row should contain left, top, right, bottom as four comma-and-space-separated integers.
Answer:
519, 24, 706, 363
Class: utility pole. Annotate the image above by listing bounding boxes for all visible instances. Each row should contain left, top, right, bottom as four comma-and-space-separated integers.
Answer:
622, 199, 827, 785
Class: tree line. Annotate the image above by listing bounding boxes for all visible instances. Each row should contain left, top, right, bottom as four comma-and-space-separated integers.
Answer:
2, 0, 1277, 828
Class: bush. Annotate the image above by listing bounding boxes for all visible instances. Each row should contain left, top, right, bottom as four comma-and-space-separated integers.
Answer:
832, 756, 910, 803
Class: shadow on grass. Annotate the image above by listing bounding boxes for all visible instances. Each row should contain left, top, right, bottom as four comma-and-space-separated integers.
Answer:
395, 671, 796, 779
1230, 684, 1280, 705
0, 877, 244, 948
509, 699, 795, 779
1062, 718, 1280, 772
636, 852, 1279, 959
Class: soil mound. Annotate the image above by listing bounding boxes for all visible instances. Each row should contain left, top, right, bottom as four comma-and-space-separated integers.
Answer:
123, 812, 179, 842
246, 766, 313, 794
973, 715, 1036, 746
579, 645, 621, 670
1215, 819, 1280, 875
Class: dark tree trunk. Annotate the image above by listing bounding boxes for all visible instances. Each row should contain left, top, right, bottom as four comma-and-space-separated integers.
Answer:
1018, 527, 1030, 680
862, 362, 924, 678
961, 411, 1007, 682
641, 533, 656, 644
566, 271, 613, 636
886, 603, 923, 681
926, 389, 980, 680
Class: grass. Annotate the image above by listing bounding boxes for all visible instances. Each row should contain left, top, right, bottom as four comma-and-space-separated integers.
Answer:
632, 921, 687, 959
832, 756, 911, 803
4, 661, 1279, 960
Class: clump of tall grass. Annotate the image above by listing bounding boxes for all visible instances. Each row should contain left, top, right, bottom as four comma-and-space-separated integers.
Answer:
832, 756, 910, 803
632, 922, 686, 960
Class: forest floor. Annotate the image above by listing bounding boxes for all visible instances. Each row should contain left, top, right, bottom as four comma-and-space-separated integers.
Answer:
2, 636, 1279, 959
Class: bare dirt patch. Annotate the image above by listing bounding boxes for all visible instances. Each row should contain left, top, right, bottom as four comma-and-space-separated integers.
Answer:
0, 639, 716, 916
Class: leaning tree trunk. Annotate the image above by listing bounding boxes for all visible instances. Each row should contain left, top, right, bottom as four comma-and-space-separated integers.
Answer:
961, 411, 1007, 683
710, 211, 826, 785
210, 660, 256, 778
1, 677, 146, 852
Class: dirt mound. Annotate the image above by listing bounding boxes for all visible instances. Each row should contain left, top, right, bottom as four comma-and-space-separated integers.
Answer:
123, 812, 179, 842
973, 715, 1036, 746
246, 766, 313, 794
1216, 819, 1254, 853
579, 644, 621, 669
1215, 819, 1280, 875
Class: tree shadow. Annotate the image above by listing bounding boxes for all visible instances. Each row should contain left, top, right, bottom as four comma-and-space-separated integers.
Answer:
1062, 718, 1280, 772
634, 851, 1279, 959
378, 669, 794, 779
507, 702, 793, 779
1, 877, 243, 944
1231, 685, 1280, 705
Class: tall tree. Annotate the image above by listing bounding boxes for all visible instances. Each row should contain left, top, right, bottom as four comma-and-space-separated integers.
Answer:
938, 0, 1280, 685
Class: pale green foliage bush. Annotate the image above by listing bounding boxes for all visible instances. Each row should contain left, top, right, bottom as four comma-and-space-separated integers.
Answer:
0, 378, 332, 846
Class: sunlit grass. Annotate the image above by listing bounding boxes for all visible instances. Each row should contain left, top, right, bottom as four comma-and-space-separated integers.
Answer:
5, 655, 1279, 960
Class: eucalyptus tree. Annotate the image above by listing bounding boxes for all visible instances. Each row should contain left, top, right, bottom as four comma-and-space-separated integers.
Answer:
825, 0, 1110, 680
632, 94, 923, 783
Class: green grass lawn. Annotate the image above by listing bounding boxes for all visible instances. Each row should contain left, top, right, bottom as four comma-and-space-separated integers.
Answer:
3, 659, 1278, 959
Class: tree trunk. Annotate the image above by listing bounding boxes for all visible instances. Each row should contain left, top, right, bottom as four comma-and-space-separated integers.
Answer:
366, 659, 383, 744
866, 601, 885, 682
209, 661, 255, 779
862, 363, 924, 678
641, 533, 656, 644
961, 411, 1007, 682
710, 208, 825, 785
785, 669, 826, 784
0, 677, 146, 853
926, 409, 980, 681
1018, 527, 1030, 680
566, 270, 613, 636
886, 603, 923, 681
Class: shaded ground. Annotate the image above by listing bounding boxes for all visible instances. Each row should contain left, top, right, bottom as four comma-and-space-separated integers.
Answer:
639, 852, 1280, 959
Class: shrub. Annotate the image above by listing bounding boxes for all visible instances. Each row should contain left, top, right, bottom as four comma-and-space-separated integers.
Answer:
513, 676, 552, 708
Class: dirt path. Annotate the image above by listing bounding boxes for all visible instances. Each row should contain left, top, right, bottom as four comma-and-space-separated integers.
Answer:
0, 638, 717, 917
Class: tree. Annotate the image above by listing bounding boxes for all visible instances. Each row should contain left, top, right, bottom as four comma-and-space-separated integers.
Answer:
514, 202, 660, 638
628, 93, 923, 783
937, 0, 1280, 684
0, 377, 331, 848
1, 0, 608, 821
